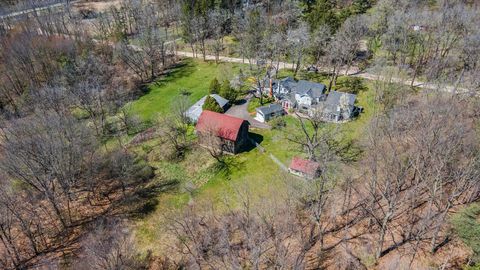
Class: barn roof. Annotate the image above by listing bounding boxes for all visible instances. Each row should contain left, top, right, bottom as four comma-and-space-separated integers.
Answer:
196, 110, 247, 141
289, 157, 321, 177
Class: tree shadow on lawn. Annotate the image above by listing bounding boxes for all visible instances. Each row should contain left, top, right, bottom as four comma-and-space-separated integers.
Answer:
211, 156, 246, 181
117, 178, 181, 219
210, 132, 263, 180
140, 61, 196, 95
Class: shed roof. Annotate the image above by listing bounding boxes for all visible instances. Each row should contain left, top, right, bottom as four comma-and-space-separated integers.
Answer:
196, 110, 247, 141
289, 157, 321, 177
256, 103, 284, 115
186, 94, 229, 122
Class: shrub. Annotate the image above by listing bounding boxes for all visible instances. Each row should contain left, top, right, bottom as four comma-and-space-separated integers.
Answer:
270, 117, 286, 130
180, 88, 192, 96
336, 77, 367, 95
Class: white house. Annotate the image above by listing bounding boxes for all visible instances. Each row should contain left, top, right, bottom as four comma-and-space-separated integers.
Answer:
255, 103, 285, 123
295, 93, 313, 108
272, 77, 327, 110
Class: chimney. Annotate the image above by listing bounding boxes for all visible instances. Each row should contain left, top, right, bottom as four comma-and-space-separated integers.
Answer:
269, 78, 273, 98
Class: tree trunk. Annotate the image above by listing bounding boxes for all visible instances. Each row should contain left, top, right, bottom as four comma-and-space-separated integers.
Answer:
375, 214, 390, 259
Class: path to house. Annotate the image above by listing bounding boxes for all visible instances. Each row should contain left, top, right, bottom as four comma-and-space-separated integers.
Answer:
225, 94, 271, 129
249, 138, 288, 172
268, 153, 288, 172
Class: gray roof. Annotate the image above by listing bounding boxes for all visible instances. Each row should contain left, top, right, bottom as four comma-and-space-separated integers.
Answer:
325, 91, 356, 107
211, 94, 229, 108
278, 77, 297, 90
280, 76, 296, 84
185, 94, 229, 122
295, 80, 326, 98
278, 77, 326, 98
262, 78, 278, 89
256, 103, 284, 115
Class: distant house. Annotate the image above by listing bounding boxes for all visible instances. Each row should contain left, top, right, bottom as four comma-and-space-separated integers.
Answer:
196, 110, 250, 154
315, 91, 359, 122
255, 103, 285, 123
288, 157, 321, 179
186, 94, 230, 122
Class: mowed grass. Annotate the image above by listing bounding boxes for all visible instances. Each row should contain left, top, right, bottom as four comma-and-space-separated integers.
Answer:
129, 59, 290, 254
131, 61, 377, 256
130, 59, 244, 121
134, 133, 289, 255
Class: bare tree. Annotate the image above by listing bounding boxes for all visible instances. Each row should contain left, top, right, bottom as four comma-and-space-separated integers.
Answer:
310, 24, 332, 67
74, 218, 146, 270
157, 96, 191, 159
324, 15, 368, 92
0, 111, 96, 228
362, 93, 480, 261
168, 188, 319, 269
287, 23, 309, 78
67, 54, 115, 138
208, 9, 228, 64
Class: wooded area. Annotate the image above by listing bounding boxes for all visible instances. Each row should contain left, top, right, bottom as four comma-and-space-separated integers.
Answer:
0, 0, 479, 269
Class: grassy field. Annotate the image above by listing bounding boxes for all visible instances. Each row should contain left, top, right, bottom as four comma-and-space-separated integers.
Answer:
129, 59, 244, 122
451, 203, 480, 266
133, 133, 291, 254
129, 59, 377, 256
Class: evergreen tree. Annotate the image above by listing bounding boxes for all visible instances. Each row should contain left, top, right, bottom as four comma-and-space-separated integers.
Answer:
219, 80, 238, 103
209, 78, 221, 94
306, 0, 340, 32
203, 95, 224, 113
350, 0, 372, 15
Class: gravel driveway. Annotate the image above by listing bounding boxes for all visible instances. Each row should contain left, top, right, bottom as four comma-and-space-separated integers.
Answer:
225, 95, 270, 129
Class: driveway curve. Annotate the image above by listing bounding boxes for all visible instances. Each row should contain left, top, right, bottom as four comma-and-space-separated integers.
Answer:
225, 94, 270, 129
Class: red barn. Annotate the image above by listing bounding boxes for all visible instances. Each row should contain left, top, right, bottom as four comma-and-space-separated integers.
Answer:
288, 157, 321, 179
196, 110, 250, 154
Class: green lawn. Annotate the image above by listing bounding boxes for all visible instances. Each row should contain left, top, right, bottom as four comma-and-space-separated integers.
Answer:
130, 60, 378, 257
130, 59, 244, 122
451, 203, 480, 266
133, 135, 290, 254
247, 96, 275, 113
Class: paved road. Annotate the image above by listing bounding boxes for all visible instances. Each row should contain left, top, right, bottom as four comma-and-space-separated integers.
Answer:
351, 72, 469, 94
225, 94, 270, 129
175, 51, 296, 70
0, 1, 78, 19
176, 50, 470, 94
32, 31, 471, 95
